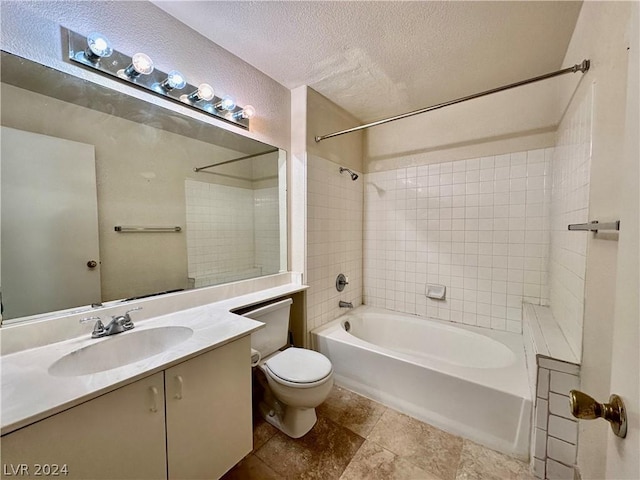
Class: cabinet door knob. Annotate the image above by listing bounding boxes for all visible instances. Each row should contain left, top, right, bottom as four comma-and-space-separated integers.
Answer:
149, 386, 159, 413
175, 375, 184, 400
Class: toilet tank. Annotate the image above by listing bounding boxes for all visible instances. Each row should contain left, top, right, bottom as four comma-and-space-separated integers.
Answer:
242, 298, 293, 357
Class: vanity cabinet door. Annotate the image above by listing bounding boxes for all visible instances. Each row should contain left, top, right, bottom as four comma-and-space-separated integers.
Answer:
0, 373, 167, 480
165, 336, 253, 480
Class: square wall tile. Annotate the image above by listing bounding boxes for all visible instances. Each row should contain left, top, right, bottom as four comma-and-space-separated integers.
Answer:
537, 368, 550, 399
536, 399, 549, 430
547, 436, 577, 466
546, 459, 575, 480
549, 393, 573, 420
534, 427, 547, 460
534, 458, 546, 479
550, 371, 579, 396
548, 415, 578, 444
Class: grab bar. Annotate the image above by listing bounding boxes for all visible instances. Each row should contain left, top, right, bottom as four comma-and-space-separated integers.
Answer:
568, 221, 620, 232
115, 226, 182, 233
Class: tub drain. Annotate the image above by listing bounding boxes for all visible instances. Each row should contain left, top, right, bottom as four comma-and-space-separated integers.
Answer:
344, 321, 351, 332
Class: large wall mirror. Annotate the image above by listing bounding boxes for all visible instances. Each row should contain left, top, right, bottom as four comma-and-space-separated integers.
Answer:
0, 52, 287, 325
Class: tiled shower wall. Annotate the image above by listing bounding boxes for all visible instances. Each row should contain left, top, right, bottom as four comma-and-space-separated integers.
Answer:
254, 186, 281, 275
185, 180, 279, 286
548, 89, 593, 360
306, 155, 363, 331
363, 149, 551, 333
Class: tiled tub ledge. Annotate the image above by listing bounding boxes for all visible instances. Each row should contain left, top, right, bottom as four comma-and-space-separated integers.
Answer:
523, 303, 580, 480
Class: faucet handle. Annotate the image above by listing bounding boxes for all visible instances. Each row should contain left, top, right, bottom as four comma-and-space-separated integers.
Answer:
121, 307, 141, 329
125, 307, 142, 318
91, 320, 106, 338
79, 316, 101, 324
81, 316, 106, 338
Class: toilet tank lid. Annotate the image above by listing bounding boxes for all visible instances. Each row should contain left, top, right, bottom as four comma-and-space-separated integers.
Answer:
266, 347, 332, 384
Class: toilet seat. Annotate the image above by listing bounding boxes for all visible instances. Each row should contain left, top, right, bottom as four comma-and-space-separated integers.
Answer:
264, 348, 333, 388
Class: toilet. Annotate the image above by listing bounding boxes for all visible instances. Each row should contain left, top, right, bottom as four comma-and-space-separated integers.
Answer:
243, 298, 334, 438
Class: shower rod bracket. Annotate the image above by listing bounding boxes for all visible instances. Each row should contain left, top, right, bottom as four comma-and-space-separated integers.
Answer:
315, 59, 591, 143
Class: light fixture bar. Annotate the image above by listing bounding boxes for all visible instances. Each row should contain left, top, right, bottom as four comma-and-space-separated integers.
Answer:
65, 28, 251, 130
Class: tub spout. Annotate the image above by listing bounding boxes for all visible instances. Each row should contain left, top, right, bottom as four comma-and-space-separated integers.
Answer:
339, 301, 354, 308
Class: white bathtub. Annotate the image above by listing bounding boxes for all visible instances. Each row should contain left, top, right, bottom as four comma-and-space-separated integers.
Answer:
312, 306, 532, 458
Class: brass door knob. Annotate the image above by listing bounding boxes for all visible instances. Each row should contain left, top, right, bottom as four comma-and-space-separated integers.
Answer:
569, 390, 627, 438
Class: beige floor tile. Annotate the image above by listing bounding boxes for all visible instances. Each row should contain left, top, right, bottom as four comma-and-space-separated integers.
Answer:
253, 416, 279, 451
455, 440, 534, 480
368, 409, 463, 480
340, 439, 444, 480
317, 385, 387, 437
221, 454, 281, 480
255, 416, 365, 480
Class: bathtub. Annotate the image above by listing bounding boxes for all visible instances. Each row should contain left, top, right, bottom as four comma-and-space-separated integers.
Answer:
312, 306, 531, 458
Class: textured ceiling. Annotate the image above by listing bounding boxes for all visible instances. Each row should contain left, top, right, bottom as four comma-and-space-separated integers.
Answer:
153, 1, 582, 123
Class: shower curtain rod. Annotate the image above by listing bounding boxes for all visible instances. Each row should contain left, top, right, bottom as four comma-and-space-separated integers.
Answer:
314, 59, 590, 143
194, 148, 279, 172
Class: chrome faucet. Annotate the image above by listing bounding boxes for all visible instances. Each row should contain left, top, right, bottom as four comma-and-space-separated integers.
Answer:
339, 301, 354, 309
80, 307, 142, 338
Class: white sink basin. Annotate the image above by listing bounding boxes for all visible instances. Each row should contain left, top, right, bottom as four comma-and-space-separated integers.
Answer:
48, 326, 194, 377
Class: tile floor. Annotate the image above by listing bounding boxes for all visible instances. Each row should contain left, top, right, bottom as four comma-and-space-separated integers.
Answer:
222, 385, 534, 480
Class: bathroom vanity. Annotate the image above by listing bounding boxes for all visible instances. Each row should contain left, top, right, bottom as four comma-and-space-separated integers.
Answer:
1, 282, 308, 480
1, 339, 249, 479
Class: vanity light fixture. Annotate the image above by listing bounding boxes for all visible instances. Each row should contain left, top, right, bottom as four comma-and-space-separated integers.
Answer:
83, 32, 113, 62
183, 83, 215, 103
234, 105, 256, 120
214, 95, 236, 111
159, 70, 187, 91
65, 27, 253, 129
119, 52, 154, 79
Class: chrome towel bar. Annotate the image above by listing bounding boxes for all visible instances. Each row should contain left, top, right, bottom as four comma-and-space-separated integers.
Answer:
568, 221, 620, 232
115, 226, 182, 233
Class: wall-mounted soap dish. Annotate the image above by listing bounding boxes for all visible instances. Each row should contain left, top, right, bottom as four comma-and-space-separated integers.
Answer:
426, 284, 446, 300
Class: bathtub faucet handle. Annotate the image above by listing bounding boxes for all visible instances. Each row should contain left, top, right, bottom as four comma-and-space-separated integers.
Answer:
336, 274, 349, 292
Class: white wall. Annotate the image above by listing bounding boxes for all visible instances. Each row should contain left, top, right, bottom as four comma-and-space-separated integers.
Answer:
606, 3, 639, 478
557, 2, 637, 479
0, 1, 290, 150
363, 78, 563, 173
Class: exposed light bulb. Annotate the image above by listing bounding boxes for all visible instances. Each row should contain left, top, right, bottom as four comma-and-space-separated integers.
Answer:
234, 105, 256, 120
184, 83, 215, 102
215, 95, 236, 111
84, 32, 113, 61
121, 53, 154, 78
160, 70, 187, 91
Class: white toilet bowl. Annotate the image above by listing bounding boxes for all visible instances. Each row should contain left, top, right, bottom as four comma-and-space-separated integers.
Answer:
258, 347, 334, 438
242, 298, 334, 438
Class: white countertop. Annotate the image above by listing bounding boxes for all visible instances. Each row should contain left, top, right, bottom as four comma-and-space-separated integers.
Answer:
1, 283, 307, 435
